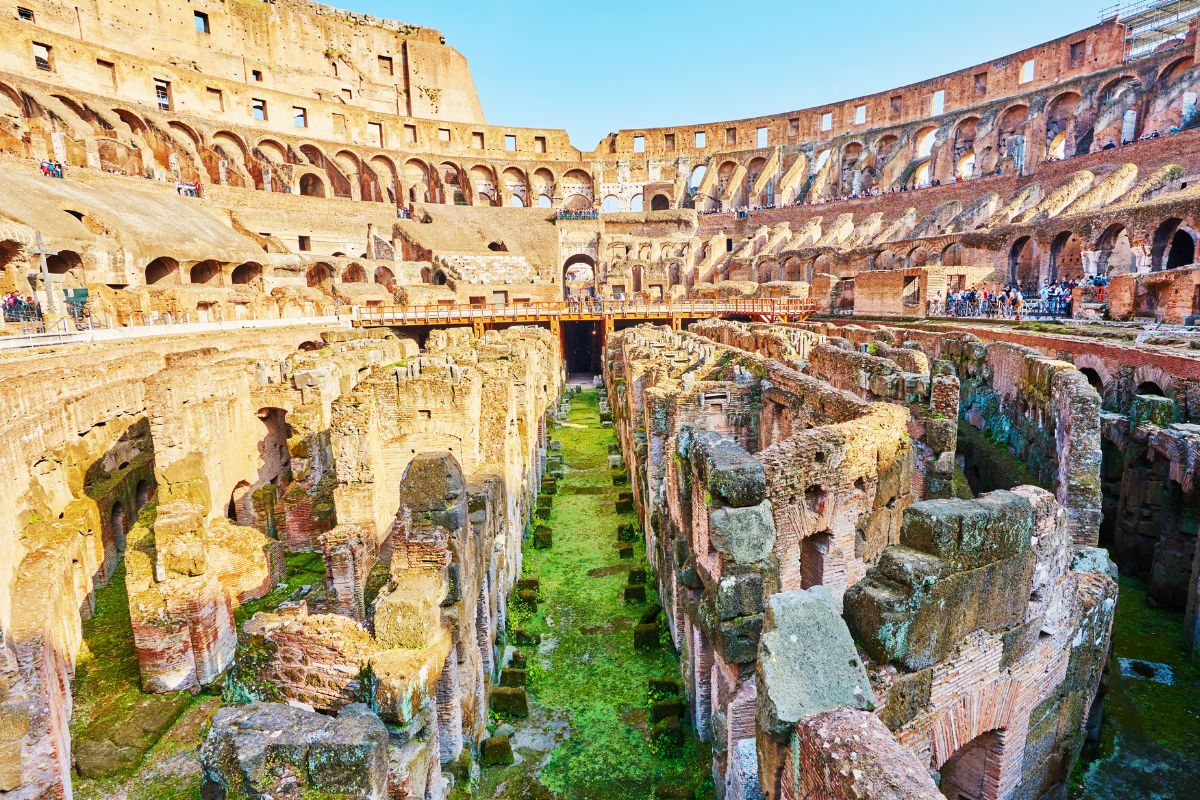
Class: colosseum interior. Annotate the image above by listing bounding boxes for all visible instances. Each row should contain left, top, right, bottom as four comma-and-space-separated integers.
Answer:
1, 1, 1199, 799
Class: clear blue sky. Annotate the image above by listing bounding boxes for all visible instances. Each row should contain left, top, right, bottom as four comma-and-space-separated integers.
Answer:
351, 0, 1109, 148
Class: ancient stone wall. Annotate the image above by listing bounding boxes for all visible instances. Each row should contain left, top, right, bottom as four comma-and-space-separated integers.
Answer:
607, 319, 1115, 800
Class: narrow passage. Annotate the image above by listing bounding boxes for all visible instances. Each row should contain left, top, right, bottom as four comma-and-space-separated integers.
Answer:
477, 389, 711, 800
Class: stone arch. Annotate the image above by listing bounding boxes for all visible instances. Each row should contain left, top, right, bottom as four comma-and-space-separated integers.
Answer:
1045, 91, 1082, 157
374, 265, 395, 288
299, 172, 326, 197
1151, 217, 1196, 270
501, 166, 528, 207
907, 246, 929, 267
1009, 236, 1039, 287
1050, 230, 1084, 282
403, 158, 432, 203
145, 256, 180, 286
109, 501, 129, 551
875, 134, 899, 157
782, 256, 804, 281
875, 250, 897, 271
941, 242, 964, 266
300, 144, 351, 198
342, 263, 367, 283
1073, 354, 1112, 395
998, 104, 1030, 136
189, 259, 221, 285
167, 120, 202, 148
333, 149, 364, 197
370, 154, 399, 204
231, 261, 263, 287
45, 249, 84, 284
629, 194, 644, 212
1159, 55, 1195, 85
1096, 222, 1136, 275
255, 138, 289, 164
306, 262, 334, 291
531, 167, 555, 202
937, 730, 1005, 800
561, 168, 594, 203
468, 164, 497, 206
601, 194, 621, 213
563, 194, 591, 211
650, 193, 670, 211
562, 253, 596, 299
135, 478, 154, 509
439, 161, 467, 204
914, 126, 938, 159
1133, 364, 1174, 397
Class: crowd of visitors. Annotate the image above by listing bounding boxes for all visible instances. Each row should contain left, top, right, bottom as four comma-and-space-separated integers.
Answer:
2, 292, 43, 323
176, 180, 202, 197
931, 274, 1109, 319
556, 209, 600, 221
39, 160, 65, 178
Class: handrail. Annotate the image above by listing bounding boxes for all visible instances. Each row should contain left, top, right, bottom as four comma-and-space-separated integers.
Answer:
353, 298, 815, 326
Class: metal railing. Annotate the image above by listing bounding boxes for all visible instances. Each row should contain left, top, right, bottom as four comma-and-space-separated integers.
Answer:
354, 297, 816, 327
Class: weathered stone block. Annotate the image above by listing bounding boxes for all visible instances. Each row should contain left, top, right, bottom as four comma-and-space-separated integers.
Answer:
618, 544, 634, 559
844, 492, 1037, 671
639, 604, 662, 624
651, 716, 684, 746
627, 567, 647, 585
499, 668, 526, 688
900, 490, 1033, 572
651, 699, 684, 723
624, 584, 647, 603
634, 623, 660, 649
617, 522, 640, 542
649, 677, 679, 697
199, 702, 389, 799
517, 589, 539, 608
708, 501, 775, 565
533, 527, 553, 549
616, 498, 634, 514
511, 629, 540, 646
719, 613, 763, 664
756, 587, 875, 738
689, 430, 767, 508
490, 687, 528, 718
716, 572, 764, 621
480, 735, 514, 766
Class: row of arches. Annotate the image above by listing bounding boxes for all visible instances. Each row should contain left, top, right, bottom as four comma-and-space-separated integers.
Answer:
682, 53, 1196, 209
0, 79, 598, 209
137, 257, 396, 292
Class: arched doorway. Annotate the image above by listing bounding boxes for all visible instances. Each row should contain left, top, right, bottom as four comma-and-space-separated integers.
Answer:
189, 260, 221, 285
650, 194, 670, 211
231, 262, 263, 287
938, 730, 1003, 800
145, 256, 179, 286
110, 501, 129, 551
1009, 237, 1039, 289
1050, 231, 1084, 282
562, 254, 596, 300
299, 172, 325, 197
306, 262, 333, 291
342, 263, 367, 283
1096, 224, 1135, 275
1151, 218, 1196, 270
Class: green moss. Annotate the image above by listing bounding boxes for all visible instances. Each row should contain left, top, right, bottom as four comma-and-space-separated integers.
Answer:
1072, 576, 1200, 798
234, 551, 326, 626
481, 390, 710, 800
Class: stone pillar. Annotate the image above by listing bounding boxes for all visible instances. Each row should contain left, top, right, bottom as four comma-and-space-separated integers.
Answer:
435, 651, 463, 763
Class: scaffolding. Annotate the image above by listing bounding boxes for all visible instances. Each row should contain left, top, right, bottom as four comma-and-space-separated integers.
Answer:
1099, 0, 1200, 59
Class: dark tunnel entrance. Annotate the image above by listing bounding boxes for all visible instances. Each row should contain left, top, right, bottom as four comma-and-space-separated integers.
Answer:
562, 320, 602, 376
